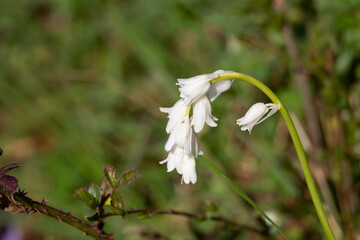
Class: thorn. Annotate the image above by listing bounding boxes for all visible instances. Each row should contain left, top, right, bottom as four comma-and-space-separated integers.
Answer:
34, 208, 41, 213
24, 207, 30, 214
41, 199, 48, 205
41, 208, 48, 214
18, 189, 27, 196
10, 195, 16, 203
56, 215, 63, 222
71, 217, 80, 222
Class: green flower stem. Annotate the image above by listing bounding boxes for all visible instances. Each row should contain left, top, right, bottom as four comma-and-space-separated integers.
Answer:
211, 72, 336, 240
200, 156, 289, 239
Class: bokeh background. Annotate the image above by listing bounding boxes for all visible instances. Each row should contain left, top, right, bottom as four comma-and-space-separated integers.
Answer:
1, 0, 360, 239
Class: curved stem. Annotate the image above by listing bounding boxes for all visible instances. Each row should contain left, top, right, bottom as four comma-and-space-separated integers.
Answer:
212, 72, 336, 240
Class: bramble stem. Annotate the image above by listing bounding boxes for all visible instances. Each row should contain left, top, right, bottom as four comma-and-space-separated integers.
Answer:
0, 189, 111, 240
211, 72, 336, 240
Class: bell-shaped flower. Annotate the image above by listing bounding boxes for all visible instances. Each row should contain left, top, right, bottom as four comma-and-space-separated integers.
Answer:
208, 70, 234, 102
160, 99, 188, 133
191, 95, 218, 133
177, 73, 218, 106
180, 154, 197, 184
184, 122, 202, 158
164, 116, 190, 151
236, 102, 280, 133
160, 146, 184, 174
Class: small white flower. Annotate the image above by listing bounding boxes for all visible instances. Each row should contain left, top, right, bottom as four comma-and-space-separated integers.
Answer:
160, 99, 188, 134
192, 95, 218, 133
236, 102, 279, 133
164, 116, 190, 151
184, 122, 202, 158
160, 146, 184, 174
180, 154, 197, 184
208, 70, 234, 102
177, 73, 217, 105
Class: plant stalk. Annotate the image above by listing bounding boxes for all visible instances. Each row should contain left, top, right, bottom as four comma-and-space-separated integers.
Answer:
211, 72, 336, 240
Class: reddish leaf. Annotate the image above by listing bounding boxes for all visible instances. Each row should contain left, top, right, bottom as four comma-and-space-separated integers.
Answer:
0, 163, 20, 178
0, 175, 19, 194
118, 168, 140, 186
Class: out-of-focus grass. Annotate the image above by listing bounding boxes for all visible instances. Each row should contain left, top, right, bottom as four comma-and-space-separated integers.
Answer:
0, 0, 360, 239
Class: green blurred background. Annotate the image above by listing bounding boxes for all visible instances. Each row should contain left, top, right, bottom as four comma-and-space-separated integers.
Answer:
0, 0, 360, 239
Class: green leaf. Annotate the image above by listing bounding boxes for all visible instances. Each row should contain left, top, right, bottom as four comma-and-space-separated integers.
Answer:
118, 168, 140, 186
74, 189, 98, 209
103, 165, 118, 189
88, 184, 101, 206
111, 191, 125, 215
83, 208, 99, 221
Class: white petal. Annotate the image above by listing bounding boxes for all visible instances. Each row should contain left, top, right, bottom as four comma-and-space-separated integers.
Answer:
192, 97, 207, 133
174, 116, 190, 147
160, 99, 188, 133
256, 103, 280, 124
177, 73, 217, 105
159, 107, 171, 113
167, 157, 176, 172
236, 102, 279, 133
192, 96, 217, 133
181, 155, 197, 184
164, 146, 184, 173
212, 70, 233, 75
177, 73, 217, 85
159, 158, 168, 165
208, 79, 234, 102
236, 102, 267, 126
179, 83, 210, 106
204, 97, 218, 127
164, 131, 175, 151
189, 126, 199, 158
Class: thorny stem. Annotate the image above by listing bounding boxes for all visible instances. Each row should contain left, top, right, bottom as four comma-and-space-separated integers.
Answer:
0, 188, 267, 239
0, 189, 111, 240
211, 72, 336, 240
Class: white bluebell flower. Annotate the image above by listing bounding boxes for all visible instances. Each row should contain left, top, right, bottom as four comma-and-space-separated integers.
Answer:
177, 73, 217, 106
236, 102, 279, 133
192, 95, 218, 133
208, 70, 234, 102
160, 99, 188, 134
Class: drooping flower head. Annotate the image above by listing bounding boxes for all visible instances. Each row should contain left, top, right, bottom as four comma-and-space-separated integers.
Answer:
160, 70, 237, 184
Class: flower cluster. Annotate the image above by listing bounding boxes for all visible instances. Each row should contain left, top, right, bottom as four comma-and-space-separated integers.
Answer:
160, 70, 279, 184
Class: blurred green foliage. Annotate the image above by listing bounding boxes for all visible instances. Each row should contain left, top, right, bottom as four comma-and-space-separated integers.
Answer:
0, 0, 360, 239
